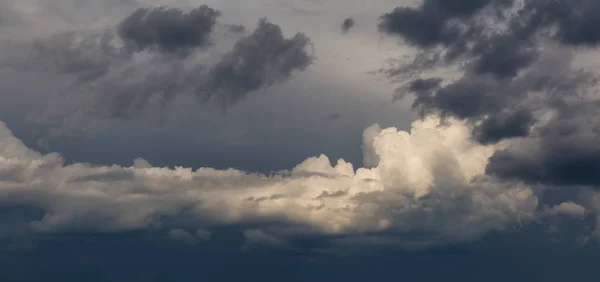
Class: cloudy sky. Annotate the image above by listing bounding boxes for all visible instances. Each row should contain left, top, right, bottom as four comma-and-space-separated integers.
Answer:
1, 0, 600, 281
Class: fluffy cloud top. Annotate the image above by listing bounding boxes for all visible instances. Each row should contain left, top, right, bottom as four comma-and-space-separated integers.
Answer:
380, 0, 600, 190
551, 202, 586, 218
0, 117, 536, 248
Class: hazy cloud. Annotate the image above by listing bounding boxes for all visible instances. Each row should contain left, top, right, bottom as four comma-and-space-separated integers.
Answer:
2, 6, 314, 126
341, 18, 354, 33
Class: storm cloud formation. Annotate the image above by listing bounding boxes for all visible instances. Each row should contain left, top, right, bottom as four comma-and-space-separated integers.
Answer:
381, 0, 600, 190
379, 0, 513, 48
2, 5, 313, 124
117, 5, 221, 55
200, 18, 313, 108
519, 0, 600, 46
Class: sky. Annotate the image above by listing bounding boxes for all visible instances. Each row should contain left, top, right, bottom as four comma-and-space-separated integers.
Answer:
1, 0, 600, 281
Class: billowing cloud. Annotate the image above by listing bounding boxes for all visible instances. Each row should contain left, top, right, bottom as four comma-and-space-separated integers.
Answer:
381, 0, 600, 191
0, 117, 537, 249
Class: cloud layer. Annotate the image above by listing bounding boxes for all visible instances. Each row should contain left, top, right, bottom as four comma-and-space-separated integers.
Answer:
1, 0, 598, 253
0, 117, 536, 248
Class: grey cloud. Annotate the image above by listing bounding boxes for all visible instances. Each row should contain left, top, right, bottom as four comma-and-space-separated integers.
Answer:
117, 5, 221, 55
324, 113, 341, 121
473, 109, 535, 144
88, 17, 313, 119
341, 18, 354, 33
380, 0, 600, 78
518, 0, 600, 46
70, 169, 135, 183
409, 75, 506, 119
3, 10, 313, 125
316, 190, 347, 199
481, 67, 600, 186
394, 77, 442, 101
0, 2, 23, 26
486, 140, 600, 187
227, 24, 246, 33
408, 63, 600, 184
0, 165, 27, 182
383, 0, 600, 189
199, 18, 313, 108
469, 35, 538, 78
6, 31, 126, 83
378, 6, 455, 48
378, 0, 513, 47
486, 103, 600, 187
408, 78, 443, 93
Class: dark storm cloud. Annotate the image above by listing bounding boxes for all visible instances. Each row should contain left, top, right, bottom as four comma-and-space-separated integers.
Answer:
2, 8, 313, 123
117, 5, 221, 55
486, 100, 600, 187
408, 78, 443, 93
198, 18, 313, 108
486, 139, 600, 187
380, 0, 600, 78
407, 75, 507, 120
227, 24, 246, 33
517, 0, 600, 46
378, 0, 513, 47
341, 18, 354, 33
383, 0, 600, 188
378, 0, 600, 80
473, 109, 535, 144
469, 35, 538, 78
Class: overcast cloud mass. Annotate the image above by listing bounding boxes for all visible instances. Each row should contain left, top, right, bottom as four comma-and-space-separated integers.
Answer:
1, 0, 600, 281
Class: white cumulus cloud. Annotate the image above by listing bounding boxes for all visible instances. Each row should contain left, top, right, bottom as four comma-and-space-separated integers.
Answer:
0, 116, 537, 248
551, 202, 586, 218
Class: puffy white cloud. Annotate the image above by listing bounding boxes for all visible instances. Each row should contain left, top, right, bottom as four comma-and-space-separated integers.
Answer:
551, 202, 586, 218
0, 116, 537, 247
